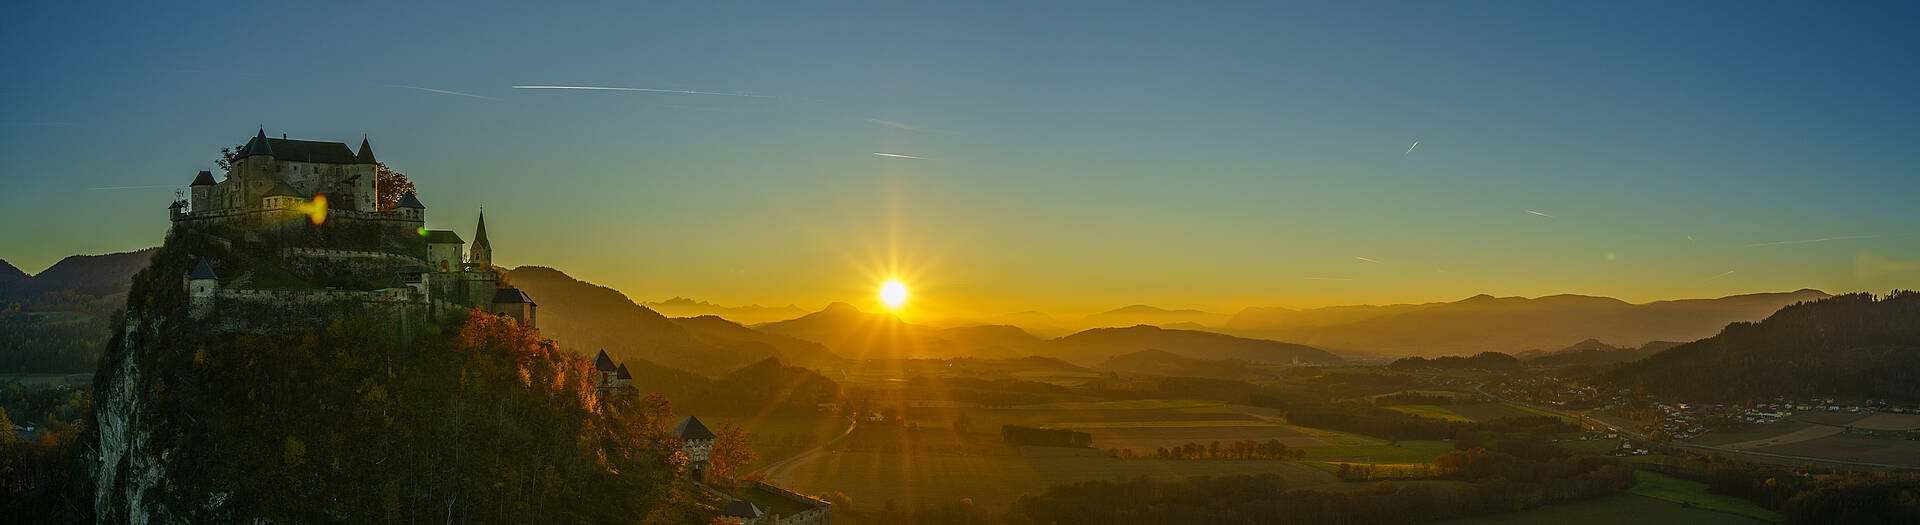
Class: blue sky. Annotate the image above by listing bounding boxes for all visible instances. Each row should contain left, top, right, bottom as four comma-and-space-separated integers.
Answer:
2, 1, 1916, 315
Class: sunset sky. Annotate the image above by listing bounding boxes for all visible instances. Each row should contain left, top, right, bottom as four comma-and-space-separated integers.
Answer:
2, 2, 1916, 317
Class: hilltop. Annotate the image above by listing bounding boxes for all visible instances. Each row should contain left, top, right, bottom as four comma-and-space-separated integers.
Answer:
1222, 290, 1830, 357
0, 248, 157, 300
1599, 291, 1920, 401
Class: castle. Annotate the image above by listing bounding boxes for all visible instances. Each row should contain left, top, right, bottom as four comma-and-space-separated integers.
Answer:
172, 129, 534, 329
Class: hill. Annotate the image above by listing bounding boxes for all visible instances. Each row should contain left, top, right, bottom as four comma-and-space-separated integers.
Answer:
1048, 325, 1342, 365
1599, 291, 1920, 401
506, 266, 796, 376
1223, 290, 1830, 357
1519, 339, 1680, 368
0, 248, 158, 301
1096, 349, 1259, 381
643, 296, 806, 325
752, 302, 1042, 360
84, 229, 704, 523
669, 314, 841, 369
1081, 304, 1229, 329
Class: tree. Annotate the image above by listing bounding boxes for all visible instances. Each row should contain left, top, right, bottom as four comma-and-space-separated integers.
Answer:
374, 163, 415, 211
707, 423, 757, 484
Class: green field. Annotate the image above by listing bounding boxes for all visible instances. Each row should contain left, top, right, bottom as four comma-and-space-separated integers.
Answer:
1439, 492, 1766, 525
1299, 439, 1456, 463
1629, 471, 1782, 522
770, 451, 1340, 510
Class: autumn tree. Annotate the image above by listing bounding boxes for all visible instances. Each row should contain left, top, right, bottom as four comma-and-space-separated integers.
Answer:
374, 163, 415, 211
706, 423, 757, 484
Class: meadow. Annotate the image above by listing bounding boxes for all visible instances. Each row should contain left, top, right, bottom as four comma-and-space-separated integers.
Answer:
1628, 471, 1784, 522
1439, 492, 1768, 525
768, 450, 1341, 510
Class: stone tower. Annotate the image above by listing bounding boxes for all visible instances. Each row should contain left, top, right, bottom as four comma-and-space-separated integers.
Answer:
188, 171, 216, 212
184, 259, 220, 319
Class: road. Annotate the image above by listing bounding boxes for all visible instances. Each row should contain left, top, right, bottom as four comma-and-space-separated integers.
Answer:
1472, 382, 1920, 472
759, 416, 857, 479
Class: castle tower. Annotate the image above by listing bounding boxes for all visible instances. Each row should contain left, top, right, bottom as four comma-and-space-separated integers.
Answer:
392, 191, 425, 222
188, 171, 216, 213
470, 209, 492, 267
184, 259, 220, 318
489, 287, 536, 326
424, 230, 464, 272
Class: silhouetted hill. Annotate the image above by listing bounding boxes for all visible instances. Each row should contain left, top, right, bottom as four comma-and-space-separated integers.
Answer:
692, 358, 841, 414
1048, 325, 1342, 365
1082, 304, 1229, 329
751, 303, 1040, 359
507, 266, 783, 376
670, 314, 841, 369
1518, 339, 1679, 368
643, 296, 806, 325
1223, 290, 1830, 357
0, 247, 157, 300
1599, 291, 1920, 401
0, 259, 25, 283
1096, 349, 1258, 381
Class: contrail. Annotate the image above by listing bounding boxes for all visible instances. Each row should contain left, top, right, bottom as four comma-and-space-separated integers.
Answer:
512, 85, 774, 98
1305, 277, 1355, 281
1354, 256, 1381, 264
88, 185, 175, 191
872, 152, 925, 160
1526, 210, 1553, 217
1746, 234, 1878, 247
863, 118, 920, 131
1403, 140, 1419, 156
387, 85, 495, 100
1709, 270, 1735, 280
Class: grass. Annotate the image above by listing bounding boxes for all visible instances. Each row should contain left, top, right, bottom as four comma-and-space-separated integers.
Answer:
1503, 402, 1575, 422
1629, 471, 1783, 522
769, 451, 1339, 510
1439, 492, 1766, 525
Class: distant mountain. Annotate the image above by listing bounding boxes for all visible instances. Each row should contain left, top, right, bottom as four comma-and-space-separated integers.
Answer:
751, 302, 1042, 360
0, 248, 158, 300
1081, 304, 1230, 329
1600, 291, 1920, 402
0, 259, 25, 283
1222, 290, 1831, 357
507, 266, 797, 376
693, 358, 841, 414
669, 315, 841, 369
642, 296, 806, 325
1097, 349, 1259, 381
1518, 339, 1680, 368
1048, 325, 1342, 365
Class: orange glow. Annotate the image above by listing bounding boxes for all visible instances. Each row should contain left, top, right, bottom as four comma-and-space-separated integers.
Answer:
295, 194, 329, 225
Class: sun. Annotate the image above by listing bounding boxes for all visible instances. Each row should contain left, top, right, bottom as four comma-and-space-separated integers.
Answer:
879, 280, 908, 309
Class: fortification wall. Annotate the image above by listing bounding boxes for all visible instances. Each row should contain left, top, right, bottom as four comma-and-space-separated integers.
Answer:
280, 248, 426, 286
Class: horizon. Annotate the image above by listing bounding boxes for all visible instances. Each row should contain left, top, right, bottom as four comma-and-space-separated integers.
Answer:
4, 1, 1918, 316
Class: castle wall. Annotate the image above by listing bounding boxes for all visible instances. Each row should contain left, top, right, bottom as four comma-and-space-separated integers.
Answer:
280, 248, 426, 287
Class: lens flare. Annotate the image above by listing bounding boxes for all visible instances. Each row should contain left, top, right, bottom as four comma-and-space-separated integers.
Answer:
294, 194, 329, 225
880, 280, 908, 309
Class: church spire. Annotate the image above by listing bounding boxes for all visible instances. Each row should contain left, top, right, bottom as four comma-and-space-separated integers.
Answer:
470, 208, 493, 266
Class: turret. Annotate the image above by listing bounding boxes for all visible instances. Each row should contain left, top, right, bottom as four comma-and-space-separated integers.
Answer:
489, 287, 535, 326
188, 170, 216, 212
356, 136, 377, 164
392, 191, 425, 221
185, 259, 219, 318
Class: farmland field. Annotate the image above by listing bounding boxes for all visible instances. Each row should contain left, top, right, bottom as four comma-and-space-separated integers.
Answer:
1754, 434, 1920, 467
769, 451, 1340, 509
1554, 438, 1622, 454
1439, 493, 1767, 525
1629, 471, 1782, 522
